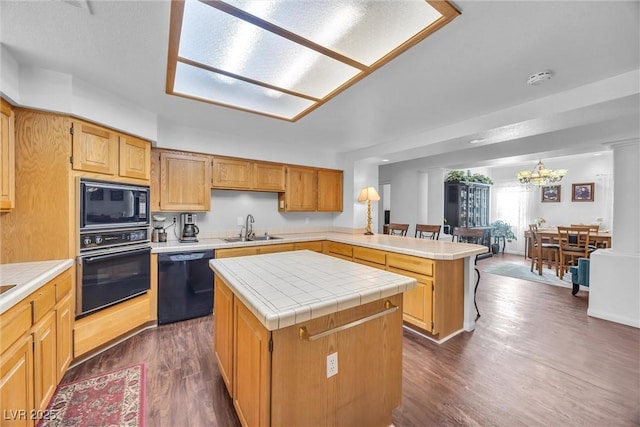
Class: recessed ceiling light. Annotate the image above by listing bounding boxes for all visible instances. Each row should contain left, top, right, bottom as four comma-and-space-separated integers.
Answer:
167, 0, 460, 121
469, 138, 485, 144
381, 159, 390, 162
527, 71, 552, 86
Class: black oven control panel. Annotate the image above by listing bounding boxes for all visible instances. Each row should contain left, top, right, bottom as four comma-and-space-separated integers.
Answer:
80, 228, 149, 251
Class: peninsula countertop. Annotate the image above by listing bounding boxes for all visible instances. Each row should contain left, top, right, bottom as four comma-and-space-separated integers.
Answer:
0, 259, 74, 315
209, 250, 417, 331
155, 231, 487, 260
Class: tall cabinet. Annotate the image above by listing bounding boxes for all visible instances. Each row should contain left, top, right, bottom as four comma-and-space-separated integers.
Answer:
444, 182, 491, 244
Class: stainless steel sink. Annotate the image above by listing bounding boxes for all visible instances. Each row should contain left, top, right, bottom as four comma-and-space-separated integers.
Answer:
0, 284, 16, 295
249, 235, 282, 241
223, 237, 249, 243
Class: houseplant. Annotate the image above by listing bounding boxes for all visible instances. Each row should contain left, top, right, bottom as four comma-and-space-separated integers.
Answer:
489, 220, 517, 254
445, 170, 493, 185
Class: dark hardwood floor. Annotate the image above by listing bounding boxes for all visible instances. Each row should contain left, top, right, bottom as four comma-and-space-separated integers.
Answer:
63, 254, 640, 426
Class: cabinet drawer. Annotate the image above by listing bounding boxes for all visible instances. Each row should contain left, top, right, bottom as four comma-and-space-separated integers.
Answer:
32, 282, 56, 324
353, 246, 386, 266
216, 247, 259, 259
327, 242, 352, 258
53, 269, 72, 301
293, 241, 323, 252
258, 243, 294, 255
387, 266, 431, 285
0, 301, 31, 354
387, 253, 434, 277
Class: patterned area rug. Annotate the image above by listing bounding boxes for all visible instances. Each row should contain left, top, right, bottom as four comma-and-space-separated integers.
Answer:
38, 363, 145, 427
483, 262, 579, 289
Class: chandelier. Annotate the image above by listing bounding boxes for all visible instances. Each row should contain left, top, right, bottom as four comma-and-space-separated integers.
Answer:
517, 160, 567, 187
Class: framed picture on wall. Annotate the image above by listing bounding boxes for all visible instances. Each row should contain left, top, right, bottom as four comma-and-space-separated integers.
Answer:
541, 185, 561, 203
572, 183, 594, 202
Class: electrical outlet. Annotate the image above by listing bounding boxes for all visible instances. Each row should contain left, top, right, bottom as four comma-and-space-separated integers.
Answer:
326, 352, 338, 378
172, 216, 177, 223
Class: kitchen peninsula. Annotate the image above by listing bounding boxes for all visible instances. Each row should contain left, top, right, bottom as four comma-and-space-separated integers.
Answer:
209, 250, 417, 427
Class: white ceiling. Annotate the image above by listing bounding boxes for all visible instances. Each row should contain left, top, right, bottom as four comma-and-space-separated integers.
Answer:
1, 0, 639, 169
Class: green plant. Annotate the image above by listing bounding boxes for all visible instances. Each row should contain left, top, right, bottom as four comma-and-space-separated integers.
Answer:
445, 170, 493, 185
490, 220, 517, 242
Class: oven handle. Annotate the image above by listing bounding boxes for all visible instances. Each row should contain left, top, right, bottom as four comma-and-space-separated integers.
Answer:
79, 246, 151, 264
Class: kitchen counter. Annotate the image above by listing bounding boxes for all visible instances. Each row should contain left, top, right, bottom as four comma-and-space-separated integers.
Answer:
0, 259, 74, 314
153, 231, 486, 260
210, 250, 417, 330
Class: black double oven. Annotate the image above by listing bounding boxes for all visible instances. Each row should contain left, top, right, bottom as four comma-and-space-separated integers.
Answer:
76, 179, 151, 319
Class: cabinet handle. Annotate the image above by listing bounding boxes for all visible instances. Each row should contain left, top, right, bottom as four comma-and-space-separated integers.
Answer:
299, 300, 398, 341
31, 300, 36, 324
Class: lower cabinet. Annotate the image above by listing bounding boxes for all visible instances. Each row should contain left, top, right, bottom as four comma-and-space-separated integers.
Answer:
0, 268, 73, 426
213, 277, 234, 395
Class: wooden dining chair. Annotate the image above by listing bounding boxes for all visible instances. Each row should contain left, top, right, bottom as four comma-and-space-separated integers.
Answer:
387, 223, 409, 236
415, 224, 441, 240
529, 225, 560, 277
557, 226, 593, 275
451, 227, 492, 319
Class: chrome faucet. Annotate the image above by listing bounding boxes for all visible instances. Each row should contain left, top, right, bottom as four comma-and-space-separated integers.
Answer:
244, 214, 255, 240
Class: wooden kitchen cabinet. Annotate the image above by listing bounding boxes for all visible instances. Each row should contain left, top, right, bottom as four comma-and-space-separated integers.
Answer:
278, 166, 317, 212
0, 335, 33, 427
253, 162, 285, 191
159, 151, 211, 211
71, 119, 119, 175
233, 295, 271, 427
212, 156, 252, 190
119, 135, 151, 180
317, 169, 343, 212
0, 268, 73, 424
0, 98, 15, 211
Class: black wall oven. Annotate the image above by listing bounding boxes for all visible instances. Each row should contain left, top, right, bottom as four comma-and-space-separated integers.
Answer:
80, 179, 149, 231
77, 179, 151, 319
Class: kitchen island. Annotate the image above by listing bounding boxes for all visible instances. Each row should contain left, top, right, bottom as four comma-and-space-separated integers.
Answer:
209, 250, 417, 427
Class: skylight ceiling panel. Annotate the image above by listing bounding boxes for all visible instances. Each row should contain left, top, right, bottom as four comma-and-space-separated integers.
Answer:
180, 0, 362, 98
173, 62, 315, 119
223, 0, 444, 66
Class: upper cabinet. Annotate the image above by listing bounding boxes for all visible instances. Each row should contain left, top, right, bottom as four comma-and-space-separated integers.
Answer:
156, 150, 211, 212
279, 166, 317, 212
212, 156, 252, 190
0, 99, 15, 211
119, 135, 151, 180
317, 169, 343, 212
71, 120, 118, 175
211, 156, 285, 192
71, 119, 151, 182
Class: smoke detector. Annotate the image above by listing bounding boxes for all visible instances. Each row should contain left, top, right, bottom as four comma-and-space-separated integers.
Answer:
527, 71, 552, 86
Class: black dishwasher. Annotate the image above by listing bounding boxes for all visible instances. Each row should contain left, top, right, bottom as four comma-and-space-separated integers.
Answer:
158, 250, 214, 325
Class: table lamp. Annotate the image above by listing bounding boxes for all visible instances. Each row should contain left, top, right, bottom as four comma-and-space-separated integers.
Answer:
358, 186, 380, 235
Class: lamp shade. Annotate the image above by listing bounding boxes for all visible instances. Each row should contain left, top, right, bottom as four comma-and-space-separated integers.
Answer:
358, 186, 380, 202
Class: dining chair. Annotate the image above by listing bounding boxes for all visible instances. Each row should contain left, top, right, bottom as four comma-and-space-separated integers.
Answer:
571, 224, 608, 248
529, 225, 560, 277
451, 227, 492, 319
571, 224, 600, 232
415, 224, 441, 240
557, 226, 594, 276
387, 223, 409, 236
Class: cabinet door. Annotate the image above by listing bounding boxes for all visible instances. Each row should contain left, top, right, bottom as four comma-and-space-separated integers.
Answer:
0, 335, 34, 427
317, 169, 343, 212
56, 295, 73, 383
212, 157, 252, 190
214, 277, 234, 396
159, 152, 211, 211
388, 267, 434, 333
0, 99, 15, 211
72, 120, 118, 175
280, 166, 317, 212
253, 162, 285, 192
119, 135, 151, 180
233, 299, 271, 427
33, 310, 57, 412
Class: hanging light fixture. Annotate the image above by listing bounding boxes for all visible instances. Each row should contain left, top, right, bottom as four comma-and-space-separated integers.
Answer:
517, 160, 567, 188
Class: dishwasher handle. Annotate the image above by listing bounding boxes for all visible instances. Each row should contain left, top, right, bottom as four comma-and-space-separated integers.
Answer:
158, 250, 214, 263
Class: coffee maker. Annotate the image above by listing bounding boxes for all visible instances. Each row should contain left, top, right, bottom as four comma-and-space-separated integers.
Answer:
180, 213, 199, 242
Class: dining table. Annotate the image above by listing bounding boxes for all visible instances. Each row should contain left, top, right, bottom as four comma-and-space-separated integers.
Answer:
524, 227, 612, 259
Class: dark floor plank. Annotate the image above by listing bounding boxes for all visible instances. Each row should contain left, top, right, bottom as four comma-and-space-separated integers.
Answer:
63, 254, 640, 426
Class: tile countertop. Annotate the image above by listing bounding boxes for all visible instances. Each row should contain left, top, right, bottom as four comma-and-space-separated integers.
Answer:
153, 231, 488, 260
210, 250, 417, 331
0, 259, 74, 315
